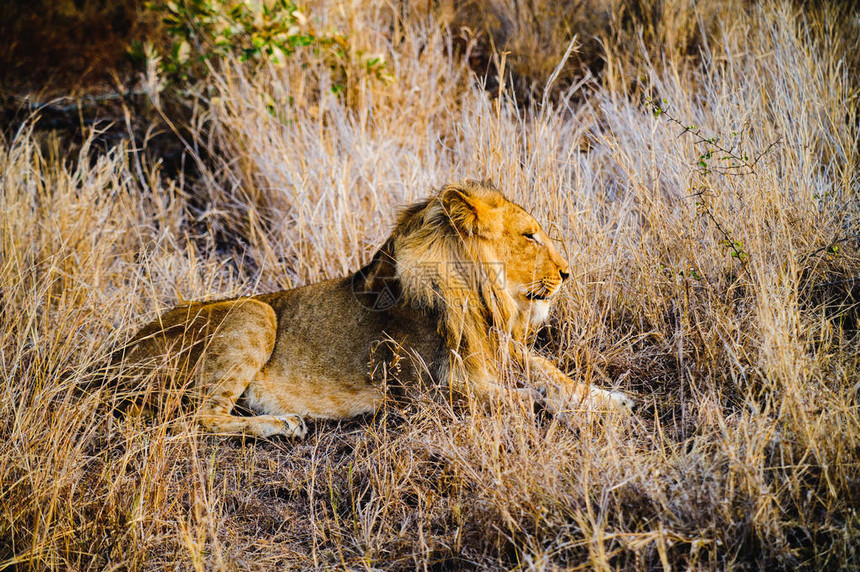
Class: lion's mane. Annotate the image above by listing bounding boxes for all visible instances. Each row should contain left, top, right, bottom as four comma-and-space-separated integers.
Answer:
353, 180, 528, 388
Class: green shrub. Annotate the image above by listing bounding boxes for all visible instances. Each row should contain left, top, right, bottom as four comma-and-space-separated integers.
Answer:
147, 0, 391, 90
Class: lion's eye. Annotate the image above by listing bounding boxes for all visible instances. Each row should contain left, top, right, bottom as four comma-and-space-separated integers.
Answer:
524, 232, 540, 244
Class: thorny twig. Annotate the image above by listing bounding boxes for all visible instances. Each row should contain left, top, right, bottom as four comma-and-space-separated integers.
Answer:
646, 97, 858, 289
644, 97, 763, 272
799, 233, 860, 265
644, 96, 781, 176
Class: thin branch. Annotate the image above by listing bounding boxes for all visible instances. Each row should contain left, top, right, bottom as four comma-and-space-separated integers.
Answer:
643, 97, 779, 176
800, 233, 860, 265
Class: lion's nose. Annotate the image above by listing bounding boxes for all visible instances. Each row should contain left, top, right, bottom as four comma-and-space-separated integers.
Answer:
559, 269, 570, 282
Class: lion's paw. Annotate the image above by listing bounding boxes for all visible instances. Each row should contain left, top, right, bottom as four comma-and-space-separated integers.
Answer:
256, 414, 308, 438
604, 390, 635, 414
273, 414, 308, 438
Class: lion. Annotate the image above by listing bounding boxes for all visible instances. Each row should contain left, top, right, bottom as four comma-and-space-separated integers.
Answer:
117, 180, 634, 438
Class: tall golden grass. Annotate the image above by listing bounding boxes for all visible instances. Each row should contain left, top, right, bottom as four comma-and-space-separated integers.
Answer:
1, 1, 858, 569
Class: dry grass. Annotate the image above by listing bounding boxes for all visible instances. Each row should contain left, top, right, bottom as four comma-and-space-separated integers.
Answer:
1, 1, 859, 569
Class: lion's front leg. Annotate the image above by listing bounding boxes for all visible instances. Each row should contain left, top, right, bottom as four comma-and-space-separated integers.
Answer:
464, 370, 544, 407
526, 355, 635, 415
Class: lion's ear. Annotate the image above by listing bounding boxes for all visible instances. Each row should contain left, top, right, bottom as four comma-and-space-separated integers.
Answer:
480, 177, 497, 190
440, 187, 500, 237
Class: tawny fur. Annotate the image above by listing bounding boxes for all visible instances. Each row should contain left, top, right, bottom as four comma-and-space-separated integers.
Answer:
119, 180, 634, 437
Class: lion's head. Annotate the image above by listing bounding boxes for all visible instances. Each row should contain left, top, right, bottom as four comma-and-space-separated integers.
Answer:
355, 180, 570, 384
397, 180, 569, 324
